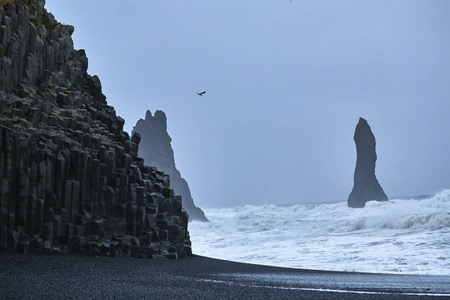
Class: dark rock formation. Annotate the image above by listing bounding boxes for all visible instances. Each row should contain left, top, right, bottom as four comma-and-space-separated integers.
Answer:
0, 0, 191, 258
348, 117, 388, 208
133, 110, 208, 222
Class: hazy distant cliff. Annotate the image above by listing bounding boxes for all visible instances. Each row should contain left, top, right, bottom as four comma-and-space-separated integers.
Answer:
133, 110, 208, 222
0, 0, 191, 257
348, 117, 388, 208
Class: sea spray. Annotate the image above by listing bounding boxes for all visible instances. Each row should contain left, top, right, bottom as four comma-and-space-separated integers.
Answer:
189, 190, 450, 275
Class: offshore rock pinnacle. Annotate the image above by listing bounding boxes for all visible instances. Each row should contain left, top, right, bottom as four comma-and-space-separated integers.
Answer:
348, 117, 388, 208
133, 110, 208, 222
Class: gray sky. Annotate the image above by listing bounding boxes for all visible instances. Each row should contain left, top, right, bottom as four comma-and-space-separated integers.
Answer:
46, 0, 450, 208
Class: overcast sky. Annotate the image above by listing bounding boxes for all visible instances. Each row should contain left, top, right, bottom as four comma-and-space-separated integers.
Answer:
46, 0, 450, 208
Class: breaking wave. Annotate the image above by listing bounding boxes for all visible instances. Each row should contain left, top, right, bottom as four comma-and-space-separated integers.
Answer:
189, 190, 450, 275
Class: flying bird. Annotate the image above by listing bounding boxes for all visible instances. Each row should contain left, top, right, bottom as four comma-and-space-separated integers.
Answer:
197, 91, 206, 96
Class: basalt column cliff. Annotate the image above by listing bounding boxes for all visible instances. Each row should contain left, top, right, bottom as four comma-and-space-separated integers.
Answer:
348, 117, 388, 208
133, 110, 208, 222
0, 0, 191, 258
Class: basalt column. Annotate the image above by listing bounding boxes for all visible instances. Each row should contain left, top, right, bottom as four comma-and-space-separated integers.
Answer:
0, 0, 191, 258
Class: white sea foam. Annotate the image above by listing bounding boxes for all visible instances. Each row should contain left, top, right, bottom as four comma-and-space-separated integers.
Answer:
189, 190, 450, 275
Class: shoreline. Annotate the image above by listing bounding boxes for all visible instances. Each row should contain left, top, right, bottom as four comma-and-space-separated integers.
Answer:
1, 252, 449, 299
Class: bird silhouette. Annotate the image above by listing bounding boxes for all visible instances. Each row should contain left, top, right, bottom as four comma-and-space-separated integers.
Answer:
197, 91, 206, 96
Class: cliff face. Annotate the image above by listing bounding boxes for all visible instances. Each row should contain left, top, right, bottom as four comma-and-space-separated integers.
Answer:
133, 110, 208, 222
0, 0, 191, 258
348, 117, 388, 208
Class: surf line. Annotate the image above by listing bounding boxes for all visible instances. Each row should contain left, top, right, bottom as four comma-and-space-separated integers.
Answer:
194, 278, 450, 297
262, 285, 450, 297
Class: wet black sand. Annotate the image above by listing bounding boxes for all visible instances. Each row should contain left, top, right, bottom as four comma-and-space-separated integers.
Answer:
1, 252, 449, 299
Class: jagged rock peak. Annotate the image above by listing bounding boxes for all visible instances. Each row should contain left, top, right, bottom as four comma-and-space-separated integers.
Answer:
347, 117, 388, 208
145, 110, 153, 120
133, 110, 208, 222
0, 1, 192, 258
145, 110, 167, 132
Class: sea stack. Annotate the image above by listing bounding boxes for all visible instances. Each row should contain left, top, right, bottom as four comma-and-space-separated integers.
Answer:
348, 118, 388, 208
133, 110, 208, 222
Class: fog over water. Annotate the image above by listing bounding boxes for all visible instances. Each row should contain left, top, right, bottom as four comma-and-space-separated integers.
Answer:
45, 1, 450, 208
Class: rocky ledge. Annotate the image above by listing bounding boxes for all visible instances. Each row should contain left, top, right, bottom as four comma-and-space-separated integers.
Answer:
0, 0, 191, 258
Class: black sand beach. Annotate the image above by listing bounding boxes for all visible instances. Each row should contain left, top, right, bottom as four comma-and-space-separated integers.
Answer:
1, 252, 449, 299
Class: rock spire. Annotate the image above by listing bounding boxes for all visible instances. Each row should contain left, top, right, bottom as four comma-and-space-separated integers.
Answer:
348, 117, 388, 208
133, 110, 208, 222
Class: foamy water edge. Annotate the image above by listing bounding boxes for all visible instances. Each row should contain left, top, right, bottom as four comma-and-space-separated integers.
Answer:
189, 190, 450, 275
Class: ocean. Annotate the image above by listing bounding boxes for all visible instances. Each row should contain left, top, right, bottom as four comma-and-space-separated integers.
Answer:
189, 190, 450, 275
